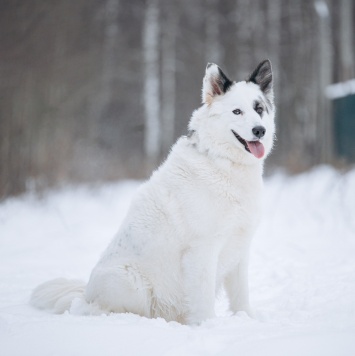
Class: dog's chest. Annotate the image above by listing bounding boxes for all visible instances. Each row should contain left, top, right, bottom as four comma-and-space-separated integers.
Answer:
182, 162, 262, 243
209, 169, 262, 277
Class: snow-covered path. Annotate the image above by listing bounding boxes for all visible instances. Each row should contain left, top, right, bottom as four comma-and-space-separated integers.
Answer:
1, 167, 354, 355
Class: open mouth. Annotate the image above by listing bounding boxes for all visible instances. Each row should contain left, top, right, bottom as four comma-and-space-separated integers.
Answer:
231, 130, 265, 159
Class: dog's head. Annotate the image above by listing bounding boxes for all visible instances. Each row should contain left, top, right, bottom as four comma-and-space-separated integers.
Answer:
189, 60, 275, 165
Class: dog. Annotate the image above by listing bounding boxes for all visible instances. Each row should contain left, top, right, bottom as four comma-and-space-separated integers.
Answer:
30, 60, 275, 325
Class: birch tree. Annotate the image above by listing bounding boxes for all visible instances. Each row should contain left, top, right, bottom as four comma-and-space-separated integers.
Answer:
266, 0, 281, 98
161, 2, 178, 154
235, 0, 253, 78
339, 0, 354, 80
143, 0, 161, 165
315, 0, 333, 163
89, 0, 120, 129
205, 0, 221, 65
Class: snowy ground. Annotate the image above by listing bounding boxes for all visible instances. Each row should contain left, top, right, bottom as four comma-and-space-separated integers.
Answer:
1, 166, 355, 356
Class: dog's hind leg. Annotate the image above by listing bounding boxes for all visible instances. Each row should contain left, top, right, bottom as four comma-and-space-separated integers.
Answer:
85, 264, 152, 317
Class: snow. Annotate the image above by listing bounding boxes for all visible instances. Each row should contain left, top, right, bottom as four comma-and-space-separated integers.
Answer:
325, 79, 355, 99
314, 1, 329, 19
1, 166, 355, 355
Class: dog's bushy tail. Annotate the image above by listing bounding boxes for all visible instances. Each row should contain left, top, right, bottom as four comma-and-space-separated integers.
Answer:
30, 278, 86, 314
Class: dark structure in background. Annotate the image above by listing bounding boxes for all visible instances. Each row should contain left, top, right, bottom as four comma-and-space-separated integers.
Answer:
0, 0, 354, 198
334, 94, 355, 161
327, 80, 355, 162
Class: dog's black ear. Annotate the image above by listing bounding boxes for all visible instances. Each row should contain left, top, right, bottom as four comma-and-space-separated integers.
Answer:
247, 59, 273, 98
202, 63, 233, 104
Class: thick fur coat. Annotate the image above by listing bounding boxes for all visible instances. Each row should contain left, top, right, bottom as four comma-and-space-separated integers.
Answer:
31, 60, 275, 325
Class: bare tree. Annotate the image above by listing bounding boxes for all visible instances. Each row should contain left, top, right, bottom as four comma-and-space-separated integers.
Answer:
315, 0, 333, 163
266, 0, 281, 98
143, 0, 161, 165
95, 0, 120, 126
235, 0, 253, 78
339, 0, 354, 81
161, 1, 178, 154
1, 0, 355, 198
205, 0, 222, 65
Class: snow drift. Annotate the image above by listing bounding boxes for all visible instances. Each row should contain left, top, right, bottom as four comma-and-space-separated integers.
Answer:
0, 167, 354, 355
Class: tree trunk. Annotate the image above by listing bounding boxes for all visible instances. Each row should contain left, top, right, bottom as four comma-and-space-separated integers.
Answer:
315, 0, 333, 163
235, 0, 253, 78
161, 2, 177, 154
143, 0, 161, 166
339, 0, 354, 80
205, 0, 221, 65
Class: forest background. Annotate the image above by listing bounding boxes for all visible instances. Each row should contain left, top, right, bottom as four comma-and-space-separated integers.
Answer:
1, 0, 354, 198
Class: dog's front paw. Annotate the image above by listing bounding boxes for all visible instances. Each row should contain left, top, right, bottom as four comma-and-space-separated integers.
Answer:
234, 305, 255, 319
245, 306, 256, 319
186, 310, 216, 325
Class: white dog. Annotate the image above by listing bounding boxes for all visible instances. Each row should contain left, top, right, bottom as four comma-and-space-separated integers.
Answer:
31, 60, 275, 325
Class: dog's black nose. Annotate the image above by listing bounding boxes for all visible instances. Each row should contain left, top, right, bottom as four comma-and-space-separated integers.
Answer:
252, 126, 266, 139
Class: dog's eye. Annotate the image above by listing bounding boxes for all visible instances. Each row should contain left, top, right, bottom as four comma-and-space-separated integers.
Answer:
256, 106, 263, 115
233, 109, 242, 115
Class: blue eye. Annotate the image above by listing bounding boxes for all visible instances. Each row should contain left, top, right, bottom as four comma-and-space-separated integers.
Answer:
233, 109, 242, 115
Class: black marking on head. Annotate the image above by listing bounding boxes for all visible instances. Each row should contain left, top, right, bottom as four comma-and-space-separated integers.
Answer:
253, 99, 261, 108
204, 64, 234, 103
218, 67, 233, 94
253, 100, 263, 116
247, 60, 273, 96
254, 97, 270, 115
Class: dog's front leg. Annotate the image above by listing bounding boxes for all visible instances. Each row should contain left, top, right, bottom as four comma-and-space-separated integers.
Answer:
182, 246, 217, 325
224, 253, 254, 317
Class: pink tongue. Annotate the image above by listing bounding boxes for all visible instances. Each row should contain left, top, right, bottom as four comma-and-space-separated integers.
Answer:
246, 141, 265, 158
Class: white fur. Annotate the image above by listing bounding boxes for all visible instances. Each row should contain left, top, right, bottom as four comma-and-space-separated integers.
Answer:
31, 61, 275, 325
